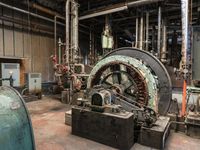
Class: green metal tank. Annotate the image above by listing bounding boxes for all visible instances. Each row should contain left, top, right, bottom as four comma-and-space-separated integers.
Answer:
0, 86, 35, 150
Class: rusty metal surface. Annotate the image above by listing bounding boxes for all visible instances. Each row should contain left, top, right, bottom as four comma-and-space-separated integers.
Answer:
72, 106, 135, 150
139, 116, 170, 149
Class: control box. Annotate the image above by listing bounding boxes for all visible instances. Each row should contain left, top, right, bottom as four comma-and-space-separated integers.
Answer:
25, 73, 42, 97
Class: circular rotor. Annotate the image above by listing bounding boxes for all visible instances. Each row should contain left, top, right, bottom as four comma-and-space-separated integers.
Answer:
87, 55, 158, 111
104, 47, 172, 115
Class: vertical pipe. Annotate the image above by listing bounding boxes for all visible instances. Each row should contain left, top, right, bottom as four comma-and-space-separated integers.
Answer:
84, 54, 88, 65
74, 1, 79, 63
161, 19, 167, 62
71, 3, 74, 63
65, 0, 70, 65
58, 38, 62, 64
182, 80, 187, 116
115, 34, 118, 49
181, 0, 189, 68
89, 27, 92, 64
54, 16, 57, 59
157, 6, 161, 59
139, 16, 143, 50
181, 0, 189, 116
145, 12, 149, 51
93, 33, 96, 63
2, 7, 5, 56
135, 17, 138, 48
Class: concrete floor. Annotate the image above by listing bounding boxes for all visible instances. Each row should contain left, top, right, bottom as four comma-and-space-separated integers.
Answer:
27, 96, 200, 150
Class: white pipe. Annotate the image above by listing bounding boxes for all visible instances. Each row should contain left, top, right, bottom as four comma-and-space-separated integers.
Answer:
139, 16, 143, 50
74, 2, 79, 62
135, 17, 139, 48
66, 0, 79, 64
157, 6, 161, 59
65, 0, 70, 64
127, 0, 163, 7
181, 0, 189, 67
161, 20, 167, 62
146, 12, 149, 51
71, 3, 74, 63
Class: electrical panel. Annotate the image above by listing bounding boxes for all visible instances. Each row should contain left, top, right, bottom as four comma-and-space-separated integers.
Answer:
25, 73, 41, 93
1, 63, 20, 87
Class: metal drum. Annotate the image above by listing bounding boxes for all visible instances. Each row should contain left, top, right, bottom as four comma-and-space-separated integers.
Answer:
0, 86, 35, 150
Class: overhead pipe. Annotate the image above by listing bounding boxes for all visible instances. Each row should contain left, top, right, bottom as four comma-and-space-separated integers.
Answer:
157, 6, 162, 59
127, 0, 163, 7
0, 2, 65, 26
79, 0, 163, 20
32, 3, 63, 18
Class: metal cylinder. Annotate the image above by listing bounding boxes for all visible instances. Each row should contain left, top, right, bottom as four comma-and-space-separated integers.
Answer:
157, 6, 162, 58
135, 17, 139, 48
58, 38, 62, 64
65, 0, 71, 65
139, 16, 144, 50
74, 1, 79, 62
0, 86, 35, 150
145, 12, 149, 51
181, 0, 189, 68
161, 19, 167, 62
61, 89, 70, 104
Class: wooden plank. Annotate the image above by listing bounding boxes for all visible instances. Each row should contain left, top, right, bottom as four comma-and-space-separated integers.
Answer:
4, 28, 14, 56
0, 23, 3, 56
32, 34, 42, 74
47, 37, 54, 81
23, 32, 31, 58
14, 30, 23, 57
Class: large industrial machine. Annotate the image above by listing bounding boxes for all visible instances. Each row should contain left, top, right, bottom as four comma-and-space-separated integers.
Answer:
71, 47, 172, 149
0, 86, 35, 150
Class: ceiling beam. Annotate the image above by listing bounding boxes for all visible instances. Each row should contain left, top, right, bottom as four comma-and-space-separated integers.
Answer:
79, 0, 163, 20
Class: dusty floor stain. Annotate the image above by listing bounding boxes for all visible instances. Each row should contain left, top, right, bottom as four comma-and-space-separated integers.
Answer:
27, 96, 200, 150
